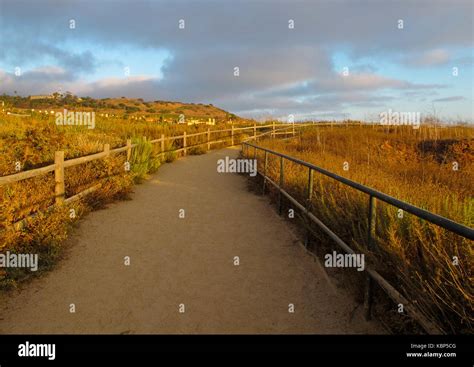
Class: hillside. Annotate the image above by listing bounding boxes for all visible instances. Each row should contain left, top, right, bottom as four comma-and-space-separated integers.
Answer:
0, 94, 242, 124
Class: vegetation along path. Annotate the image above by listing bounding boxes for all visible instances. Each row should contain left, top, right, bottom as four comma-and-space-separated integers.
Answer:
0, 148, 383, 334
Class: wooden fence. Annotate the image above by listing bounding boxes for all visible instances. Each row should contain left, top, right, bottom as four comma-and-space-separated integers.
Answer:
0, 122, 316, 230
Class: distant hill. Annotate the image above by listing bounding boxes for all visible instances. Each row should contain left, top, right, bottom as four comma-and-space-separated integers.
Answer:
101, 97, 235, 119
0, 94, 243, 123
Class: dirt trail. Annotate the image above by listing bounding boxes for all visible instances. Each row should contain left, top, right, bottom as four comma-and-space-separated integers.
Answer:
0, 148, 384, 334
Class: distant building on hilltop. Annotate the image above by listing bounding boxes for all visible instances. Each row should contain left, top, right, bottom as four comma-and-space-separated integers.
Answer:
30, 95, 55, 100
186, 118, 216, 126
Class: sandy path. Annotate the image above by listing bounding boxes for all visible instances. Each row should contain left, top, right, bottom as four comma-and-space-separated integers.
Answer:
0, 148, 383, 334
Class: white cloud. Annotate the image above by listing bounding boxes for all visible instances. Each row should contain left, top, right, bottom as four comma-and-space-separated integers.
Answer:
402, 49, 451, 67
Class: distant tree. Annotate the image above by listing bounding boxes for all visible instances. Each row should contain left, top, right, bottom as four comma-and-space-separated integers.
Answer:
125, 106, 140, 113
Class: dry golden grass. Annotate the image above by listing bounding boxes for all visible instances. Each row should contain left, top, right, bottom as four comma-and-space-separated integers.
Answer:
255, 124, 473, 334
0, 114, 256, 288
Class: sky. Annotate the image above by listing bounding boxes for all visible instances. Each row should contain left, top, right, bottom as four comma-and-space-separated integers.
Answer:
0, 0, 473, 122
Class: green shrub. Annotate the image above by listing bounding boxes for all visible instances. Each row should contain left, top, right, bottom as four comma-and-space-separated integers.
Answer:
188, 145, 207, 155
161, 139, 177, 163
130, 137, 161, 182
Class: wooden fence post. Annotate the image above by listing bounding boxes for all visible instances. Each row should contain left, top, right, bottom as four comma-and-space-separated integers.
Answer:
231, 125, 234, 146
54, 151, 65, 205
207, 129, 211, 151
126, 139, 132, 162
161, 134, 165, 157
272, 121, 276, 138
183, 131, 187, 156
292, 121, 295, 136
253, 123, 257, 140
103, 143, 111, 175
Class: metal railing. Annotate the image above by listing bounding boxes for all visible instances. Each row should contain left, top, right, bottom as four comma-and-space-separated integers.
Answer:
242, 141, 474, 335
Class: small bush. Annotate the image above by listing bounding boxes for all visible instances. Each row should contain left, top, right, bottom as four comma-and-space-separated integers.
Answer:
130, 137, 161, 182
161, 139, 177, 163
188, 145, 207, 155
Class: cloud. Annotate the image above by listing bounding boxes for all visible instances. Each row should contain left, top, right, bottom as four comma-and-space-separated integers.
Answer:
432, 96, 466, 102
0, 0, 472, 120
256, 73, 445, 101
0, 38, 98, 75
74, 76, 160, 98
0, 66, 77, 94
0, 66, 158, 97
401, 49, 451, 67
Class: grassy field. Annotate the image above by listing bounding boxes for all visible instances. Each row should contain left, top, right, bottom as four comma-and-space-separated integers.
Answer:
1, 112, 472, 334
253, 124, 473, 334
0, 111, 256, 289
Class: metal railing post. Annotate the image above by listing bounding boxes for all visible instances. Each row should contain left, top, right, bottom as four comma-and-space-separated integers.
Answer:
263, 150, 268, 194
278, 156, 284, 215
364, 195, 377, 320
305, 167, 314, 247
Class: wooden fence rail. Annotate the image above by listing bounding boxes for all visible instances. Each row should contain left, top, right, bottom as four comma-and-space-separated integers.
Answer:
0, 122, 317, 229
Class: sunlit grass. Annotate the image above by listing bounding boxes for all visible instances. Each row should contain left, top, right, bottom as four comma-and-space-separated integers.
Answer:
256, 124, 473, 334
